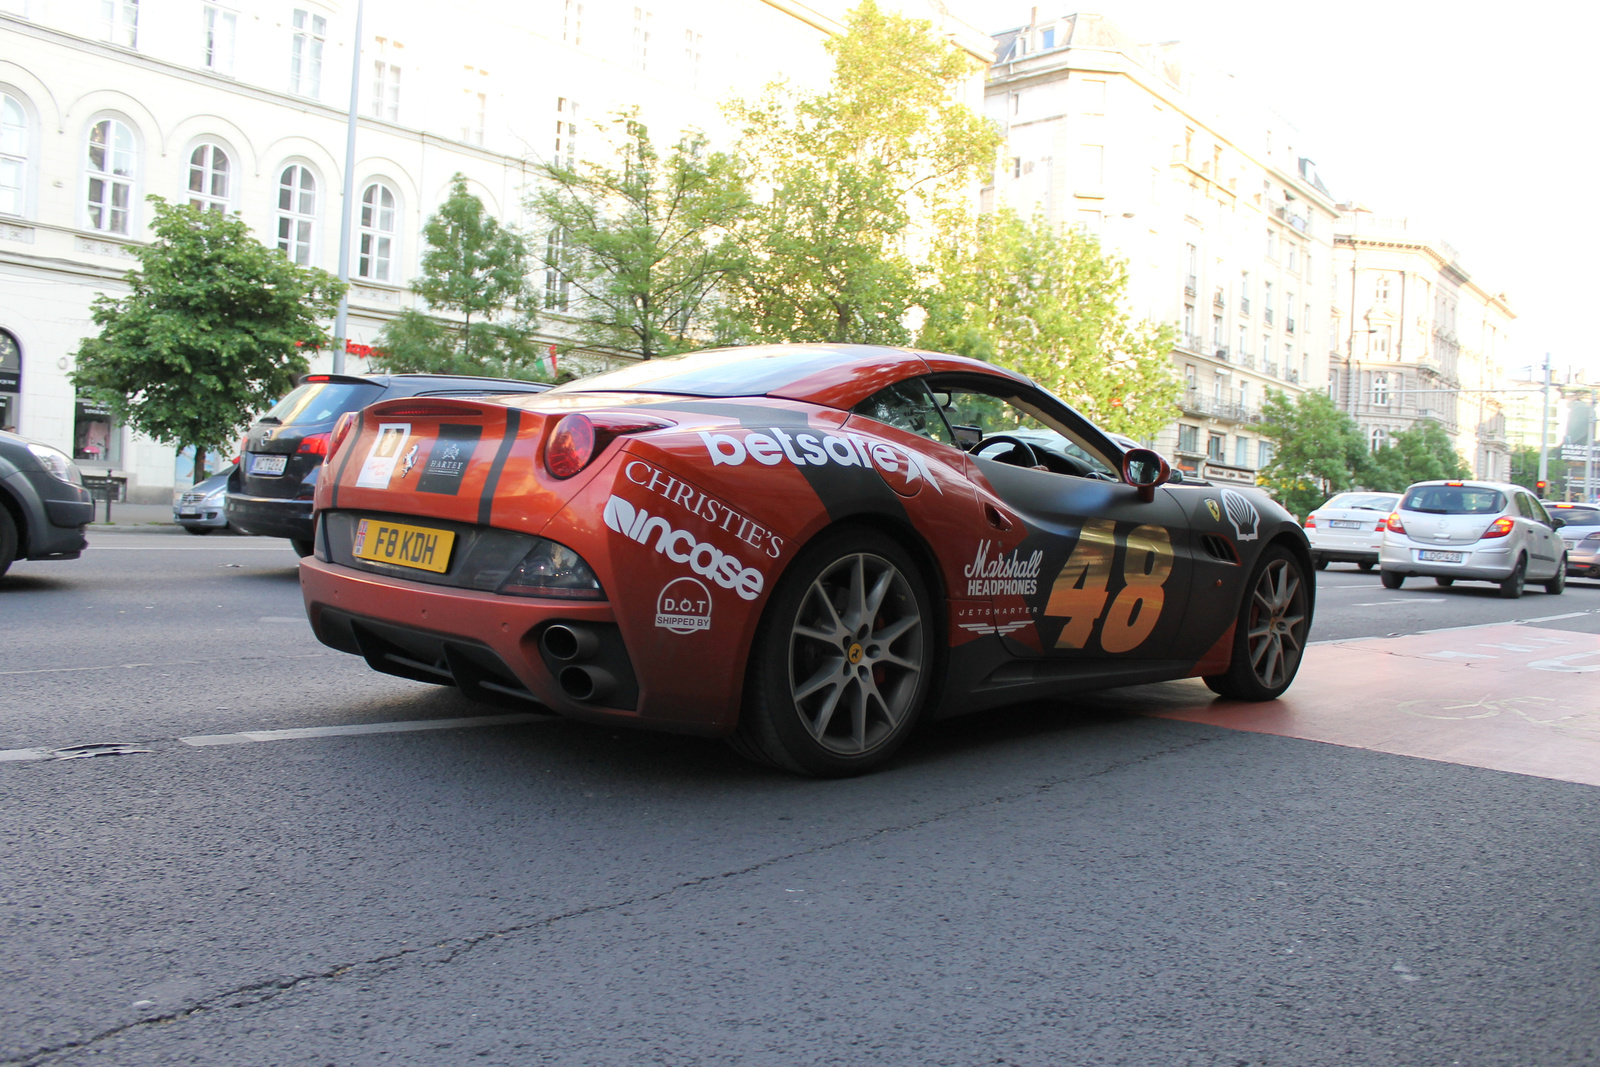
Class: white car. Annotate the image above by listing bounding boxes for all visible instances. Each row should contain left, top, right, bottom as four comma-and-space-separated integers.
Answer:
1379, 480, 1566, 598
1304, 491, 1400, 571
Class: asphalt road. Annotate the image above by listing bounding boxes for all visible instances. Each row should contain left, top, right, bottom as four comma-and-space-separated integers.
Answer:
2, 535, 1596, 1066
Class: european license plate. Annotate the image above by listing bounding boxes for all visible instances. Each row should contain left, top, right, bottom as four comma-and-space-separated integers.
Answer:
178, 509, 199, 517
1418, 550, 1463, 563
1328, 519, 1362, 529
352, 518, 455, 574
251, 454, 287, 475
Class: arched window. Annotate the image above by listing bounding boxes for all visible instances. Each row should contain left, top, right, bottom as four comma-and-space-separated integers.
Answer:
187, 143, 230, 213
1370, 427, 1388, 451
86, 119, 135, 234
0, 94, 26, 216
276, 164, 317, 265
357, 181, 396, 281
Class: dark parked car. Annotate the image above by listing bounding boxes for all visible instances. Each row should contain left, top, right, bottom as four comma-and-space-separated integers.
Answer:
228, 372, 551, 556
0, 429, 96, 577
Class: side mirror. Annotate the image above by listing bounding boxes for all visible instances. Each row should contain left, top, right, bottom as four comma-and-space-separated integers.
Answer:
1549, 516, 1564, 530
1122, 447, 1170, 503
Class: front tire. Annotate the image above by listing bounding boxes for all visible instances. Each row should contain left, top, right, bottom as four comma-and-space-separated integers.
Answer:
1381, 570, 1405, 589
1499, 556, 1526, 599
1204, 545, 1310, 701
1545, 557, 1566, 595
184, 526, 212, 536
290, 537, 315, 558
0, 506, 17, 577
730, 528, 933, 777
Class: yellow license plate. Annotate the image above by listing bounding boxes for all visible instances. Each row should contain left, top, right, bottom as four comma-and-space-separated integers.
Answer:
352, 519, 455, 574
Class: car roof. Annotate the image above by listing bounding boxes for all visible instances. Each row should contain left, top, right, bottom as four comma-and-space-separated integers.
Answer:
298, 372, 549, 391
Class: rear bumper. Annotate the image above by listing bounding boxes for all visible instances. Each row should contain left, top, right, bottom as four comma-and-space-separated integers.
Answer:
298, 557, 727, 736
1380, 538, 1517, 580
1311, 547, 1378, 565
227, 493, 312, 540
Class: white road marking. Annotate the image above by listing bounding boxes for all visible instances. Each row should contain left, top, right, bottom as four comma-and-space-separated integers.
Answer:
1520, 611, 1592, 623
1349, 598, 1448, 607
0, 748, 50, 762
0, 652, 328, 677
180, 713, 548, 746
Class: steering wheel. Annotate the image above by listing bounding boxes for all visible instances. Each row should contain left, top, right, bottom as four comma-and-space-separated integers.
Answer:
972, 434, 1042, 468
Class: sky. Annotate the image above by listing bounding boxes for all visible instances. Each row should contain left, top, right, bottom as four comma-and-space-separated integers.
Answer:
977, 0, 1598, 382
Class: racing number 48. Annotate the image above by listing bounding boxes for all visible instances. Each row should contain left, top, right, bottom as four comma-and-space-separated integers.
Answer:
1045, 519, 1174, 653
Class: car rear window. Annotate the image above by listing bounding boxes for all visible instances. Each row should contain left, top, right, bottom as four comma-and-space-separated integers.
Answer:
1401, 485, 1506, 515
1325, 492, 1399, 511
1548, 504, 1600, 524
260, 381, 382, 426
547, 345, 873, 398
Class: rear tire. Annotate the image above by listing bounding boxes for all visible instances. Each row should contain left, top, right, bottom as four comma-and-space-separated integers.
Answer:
290, 537, 315, 558
730, 528, 933, 777
1313, 557, 1328, 571
1203, 545, 1310, 701
1435, 577, 1454, 587
1498, 556, 1526, 599
184, 526, 212, 536
1357, 560, 1374, 573
1381, 570, 1404, 590
1545, 557, 1566, 595
0, 506, 17, 577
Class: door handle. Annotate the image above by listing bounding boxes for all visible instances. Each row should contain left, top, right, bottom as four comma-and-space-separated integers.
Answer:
984, 504, 1013, 531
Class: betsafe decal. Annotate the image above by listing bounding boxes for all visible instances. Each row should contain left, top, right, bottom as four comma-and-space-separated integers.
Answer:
623, 459, 784, 558
698, 428, 940, 493
1221, 488, 1261, 542
602, 495, 765, 600
656, 577, 713, 633
963, 540, 1044, 596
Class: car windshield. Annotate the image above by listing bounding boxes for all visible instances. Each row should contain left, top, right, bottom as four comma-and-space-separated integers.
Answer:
260, 381, 382, 426
548, 345, 877, 398
1401, 485, 1506, 515
1325, 492, 1399, 511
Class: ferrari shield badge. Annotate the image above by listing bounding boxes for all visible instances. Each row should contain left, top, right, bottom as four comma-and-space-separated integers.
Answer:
1205, 498, 1222, 522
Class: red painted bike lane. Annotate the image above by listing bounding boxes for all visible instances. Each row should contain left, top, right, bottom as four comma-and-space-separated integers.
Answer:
1144, 623, 1600, 788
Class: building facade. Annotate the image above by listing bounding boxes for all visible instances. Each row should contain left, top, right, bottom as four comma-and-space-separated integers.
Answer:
1331, 215, 1515, 481
984, 13, 1339, 485
0, 0, 991, 501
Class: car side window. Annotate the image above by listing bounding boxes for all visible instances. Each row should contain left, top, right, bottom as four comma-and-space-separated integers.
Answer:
1525, 496, 1553, 526
852, 380, 954, 447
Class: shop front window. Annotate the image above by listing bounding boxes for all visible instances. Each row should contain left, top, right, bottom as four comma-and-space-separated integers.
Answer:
74, 396, 121, 465
0, 329, 19, 432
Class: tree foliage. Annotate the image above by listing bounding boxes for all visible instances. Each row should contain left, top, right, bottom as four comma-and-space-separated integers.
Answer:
1256, 389, 1372, 518
371, 175, 546, 379
529, 117, 750, 359
1508, 443, 1567, 498
919, 210, 1179, 439
1365, 421, 1471, 491
724, 0, 1000, 344
71, 197, 343, 482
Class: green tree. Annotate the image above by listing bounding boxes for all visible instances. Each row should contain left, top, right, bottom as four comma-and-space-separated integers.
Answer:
71, 197, 344, 483
529, 117, 750, 359
370, 174, 546, 379
1509, 444, 1567, 498
1256, 389, 1372, 518
724, 0, 1000, 344
918, 210, 1179, 439
1365, 421, 1472, 491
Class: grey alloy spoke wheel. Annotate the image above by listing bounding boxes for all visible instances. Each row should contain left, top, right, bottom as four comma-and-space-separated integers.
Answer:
1245, 556, 1308, 690
788, 552, 924, 756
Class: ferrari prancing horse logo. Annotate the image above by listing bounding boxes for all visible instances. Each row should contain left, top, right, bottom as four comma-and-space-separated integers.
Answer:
1206, 498, 1222, 522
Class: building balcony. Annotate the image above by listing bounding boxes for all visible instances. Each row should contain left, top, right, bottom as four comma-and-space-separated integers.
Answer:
1181, 387, 1259, 424
1263, 360, 1279, 377
1184, 276, 1197, 296
1213, 291, 1225, 308
1239, 298, 1250, 316
1286, 368, 1300, 384
1177, 333, 1206, 354
1264, 309, 1274, 326
1286, 318, 1296, 334
1213, 344, 1229, 361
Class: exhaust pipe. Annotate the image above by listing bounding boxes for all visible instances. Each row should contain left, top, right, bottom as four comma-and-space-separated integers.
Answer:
559, 665, 616, 703
541, 623, 600, 662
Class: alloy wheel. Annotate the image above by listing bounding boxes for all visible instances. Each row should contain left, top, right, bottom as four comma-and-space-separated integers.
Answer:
1246, 557, 1307, 689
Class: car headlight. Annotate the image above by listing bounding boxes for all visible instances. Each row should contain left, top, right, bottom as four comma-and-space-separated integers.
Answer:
26, 442, 84, 485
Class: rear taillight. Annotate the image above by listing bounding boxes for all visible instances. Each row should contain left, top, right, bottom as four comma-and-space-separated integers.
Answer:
1482, 516, 1515, 539
497, 539, 605, 599
544, 412, 674, 480
1304, 514, 1316, 528
1376, 519, 1387, 532
297, 431, 330, 457
1386, 511, 1405, 535
326, 412, 358, 463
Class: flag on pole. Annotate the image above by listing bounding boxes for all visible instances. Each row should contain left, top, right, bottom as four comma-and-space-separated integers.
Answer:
538, 343, 559, 379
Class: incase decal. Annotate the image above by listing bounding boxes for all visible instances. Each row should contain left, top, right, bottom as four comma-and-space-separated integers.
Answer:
1221, 488, 1261, 542
623, 459, 784, 558
355, 423, 412, 488
964, 540, 1044, 596
698, 428, 940, 492
603, 495, 764, 601
417, 424, 483, 495
655, 577, 713, 633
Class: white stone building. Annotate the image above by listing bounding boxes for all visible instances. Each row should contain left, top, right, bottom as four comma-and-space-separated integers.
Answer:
983, 13, 1339, 485
0, 0, 991, 501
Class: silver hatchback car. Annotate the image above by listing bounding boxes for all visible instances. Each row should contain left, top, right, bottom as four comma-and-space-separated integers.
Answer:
1379, 480, 1566, 598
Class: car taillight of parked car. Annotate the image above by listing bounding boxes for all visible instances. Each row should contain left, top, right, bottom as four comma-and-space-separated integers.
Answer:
297, 432, 331, 457
326, 411, 358, 464
1482, 516, 1515, 538
1303, 514, 1316, 528
1376, 519, 1387, 531
1386, 511, 1406, 535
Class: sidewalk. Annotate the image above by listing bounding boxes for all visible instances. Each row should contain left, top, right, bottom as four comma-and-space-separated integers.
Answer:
84, 501, 249, 534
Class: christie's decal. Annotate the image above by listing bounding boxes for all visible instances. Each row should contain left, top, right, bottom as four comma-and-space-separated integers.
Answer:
655, 577, 713, 633
602, 495, 765, 601
624, 459, 783, 558
1221, 488, 1261, 542
698, 428, 940, 493
964, 540, 1044, 596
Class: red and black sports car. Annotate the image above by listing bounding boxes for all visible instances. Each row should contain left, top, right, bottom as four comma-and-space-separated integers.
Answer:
300, 344, 1313, 776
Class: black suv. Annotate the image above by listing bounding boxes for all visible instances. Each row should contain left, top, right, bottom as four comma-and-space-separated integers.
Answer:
0, 429, 96, 577
227, 372, 550, 556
